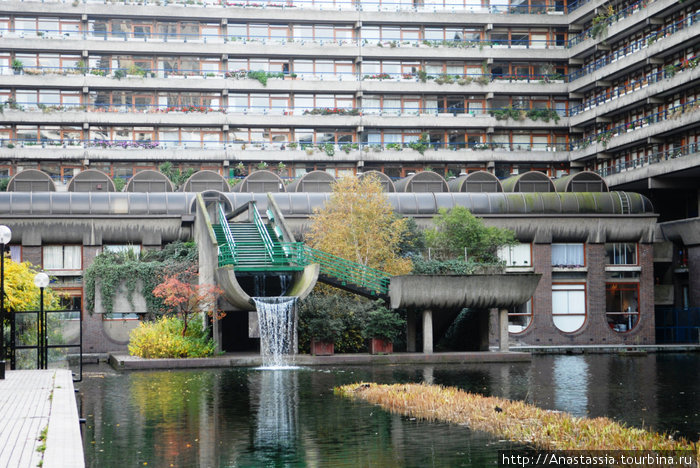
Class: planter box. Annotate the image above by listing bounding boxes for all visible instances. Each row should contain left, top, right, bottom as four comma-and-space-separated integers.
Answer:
369, 338, 393, 355
311, 339, 334, 356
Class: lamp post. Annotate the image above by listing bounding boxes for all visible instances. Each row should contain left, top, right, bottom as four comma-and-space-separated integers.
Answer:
34, 272, 49, 370
0, 225, 11, 379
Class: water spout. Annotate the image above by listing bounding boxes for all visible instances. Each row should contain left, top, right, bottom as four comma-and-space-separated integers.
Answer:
253, 296, 298, 368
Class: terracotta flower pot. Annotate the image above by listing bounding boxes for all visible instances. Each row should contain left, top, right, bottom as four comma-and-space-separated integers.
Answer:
369, 338, 393, 355
311, 339, 334, 356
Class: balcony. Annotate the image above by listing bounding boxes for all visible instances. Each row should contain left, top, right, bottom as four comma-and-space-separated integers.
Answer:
569, 64, 700, 127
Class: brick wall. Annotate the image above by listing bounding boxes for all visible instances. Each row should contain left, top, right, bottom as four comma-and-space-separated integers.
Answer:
509, 242, 656, 346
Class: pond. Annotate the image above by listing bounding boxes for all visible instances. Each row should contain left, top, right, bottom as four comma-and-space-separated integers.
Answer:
78, 353, 700, 467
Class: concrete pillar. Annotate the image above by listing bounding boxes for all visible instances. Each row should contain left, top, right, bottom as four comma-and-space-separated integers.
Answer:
422, 309, 433, 354
406, 310, 416, 352
688, 245, 700, 308
422, 365, 434, 384
499, 308, 509, 352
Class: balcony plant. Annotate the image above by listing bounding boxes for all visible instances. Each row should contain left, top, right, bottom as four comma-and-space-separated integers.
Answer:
362, 302, 404, 355
11, 59, 23, 74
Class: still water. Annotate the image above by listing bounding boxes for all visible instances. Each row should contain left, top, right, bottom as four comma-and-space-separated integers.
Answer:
78, 353, 700, 468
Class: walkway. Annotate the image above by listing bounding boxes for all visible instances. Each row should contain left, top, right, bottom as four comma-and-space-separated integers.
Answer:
0, 370, 84, 468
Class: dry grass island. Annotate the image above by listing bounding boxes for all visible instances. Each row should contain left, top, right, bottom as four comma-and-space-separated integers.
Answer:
335, 382, 699, 462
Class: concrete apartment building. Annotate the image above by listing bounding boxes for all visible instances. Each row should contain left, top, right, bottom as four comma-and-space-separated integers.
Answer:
0, 0, 698, 352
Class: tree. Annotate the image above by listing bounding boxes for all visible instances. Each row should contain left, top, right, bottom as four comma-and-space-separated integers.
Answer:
3, 258, 63, 312
152, 270, 224, 336
424, 206, 516, 263
306, 175, 412, 275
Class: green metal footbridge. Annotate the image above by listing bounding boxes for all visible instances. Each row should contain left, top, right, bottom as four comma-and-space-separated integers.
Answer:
211, 202, 391, 299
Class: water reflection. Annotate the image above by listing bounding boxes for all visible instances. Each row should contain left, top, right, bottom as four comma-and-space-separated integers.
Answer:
79, 354, 700, 468
250, 371, 299, 464
553, 355, 589, 416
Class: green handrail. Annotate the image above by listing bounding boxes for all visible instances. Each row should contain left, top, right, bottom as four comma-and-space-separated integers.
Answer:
251, 202, 275, 261
213, 206, 391, 295
217, 204, 237, 265
300, 246, 391, 295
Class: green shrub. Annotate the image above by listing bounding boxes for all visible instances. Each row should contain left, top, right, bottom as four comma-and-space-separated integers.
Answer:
362, 302, 404, 342
297, 294, 371, 353
128, 316, 216, 358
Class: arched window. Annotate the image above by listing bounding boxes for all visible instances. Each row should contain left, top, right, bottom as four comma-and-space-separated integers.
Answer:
552, 284, 586, 333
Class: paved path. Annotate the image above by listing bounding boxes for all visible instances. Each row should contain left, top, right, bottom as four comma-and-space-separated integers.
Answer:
0, 370, 84, 468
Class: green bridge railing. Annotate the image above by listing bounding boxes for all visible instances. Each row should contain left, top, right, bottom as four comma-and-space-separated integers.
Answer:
214, 204, 391, 296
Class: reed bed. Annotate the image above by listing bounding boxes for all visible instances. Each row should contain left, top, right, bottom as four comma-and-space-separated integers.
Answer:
335, 382, 699, 459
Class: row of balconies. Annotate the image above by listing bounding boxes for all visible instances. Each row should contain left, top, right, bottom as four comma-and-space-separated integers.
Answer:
570, 64, 699, 119
0, 35, 572, 61
0, 0, 578, 21
569, 13, 700, 92
0, 108, 569, 128
0, 144, 572, 164
598, 142, 700, 186
0, 69, 569, 93
570, 100, 699, 159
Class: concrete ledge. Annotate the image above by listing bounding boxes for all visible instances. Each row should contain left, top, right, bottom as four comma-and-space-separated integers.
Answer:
293, 351, 531, 365
512, 344, 700, 354
109, 351, 530, 369
44, 371, 84, 468
109, 353, 263, 369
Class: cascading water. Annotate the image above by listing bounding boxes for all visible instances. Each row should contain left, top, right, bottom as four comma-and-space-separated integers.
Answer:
253, 296, 298, 368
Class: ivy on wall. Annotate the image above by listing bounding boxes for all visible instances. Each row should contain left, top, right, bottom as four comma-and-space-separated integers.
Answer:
84, 241, 198, 316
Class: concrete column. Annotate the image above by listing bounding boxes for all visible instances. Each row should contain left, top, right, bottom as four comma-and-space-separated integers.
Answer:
422, 309, 433, 354
688, 245, 700, 308
499, 308, 509, 352
406, 310, 416, 352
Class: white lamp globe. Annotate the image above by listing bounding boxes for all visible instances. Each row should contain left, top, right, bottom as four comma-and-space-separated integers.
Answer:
0, 225, 11, 245
34, 273, 50, 289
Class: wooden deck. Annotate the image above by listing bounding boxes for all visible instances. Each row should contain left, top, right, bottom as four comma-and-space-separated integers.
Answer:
0, 370, 84, 468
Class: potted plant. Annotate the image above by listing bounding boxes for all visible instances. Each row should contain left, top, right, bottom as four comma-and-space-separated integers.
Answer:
307, 315, 343, 356
363, 301, 404, 355
11, 59, 23, 74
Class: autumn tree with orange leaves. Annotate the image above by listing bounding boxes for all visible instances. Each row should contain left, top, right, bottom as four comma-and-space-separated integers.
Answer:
306, 175, 412, 276
152, 270, 224, 337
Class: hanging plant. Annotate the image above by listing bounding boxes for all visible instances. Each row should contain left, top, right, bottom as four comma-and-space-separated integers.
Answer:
84, 242, 197, 316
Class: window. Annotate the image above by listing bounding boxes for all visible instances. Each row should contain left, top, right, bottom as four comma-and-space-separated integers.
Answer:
606, 283, 639, 332
552, 284, 586, 333
605, 243, 637, 265
9, 245, 21, 262
551, 243, 584, 267
43, 245, 81, 270
509, 298, 532, 334
103, 244, 141, 257
498, 243, 532, 266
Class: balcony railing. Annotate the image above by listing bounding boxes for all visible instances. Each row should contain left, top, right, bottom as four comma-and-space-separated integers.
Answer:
595, 143, 699, 177
569, 11, 700, 82
0, 63, 569, 84
0, 138, 569, 153
571, 98, 699, 150
0, 100, 569, 118
567, 0, 657, 48
1, 0, 570, 14
569, 55, 699, 116
1, 27, 573, 48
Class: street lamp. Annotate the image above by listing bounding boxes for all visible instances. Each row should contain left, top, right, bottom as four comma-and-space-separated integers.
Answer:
34, 272, 49, 370
0, 224, 11, 379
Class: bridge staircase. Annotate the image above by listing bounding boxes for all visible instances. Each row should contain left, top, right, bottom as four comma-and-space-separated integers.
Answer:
212, 202, 391, 299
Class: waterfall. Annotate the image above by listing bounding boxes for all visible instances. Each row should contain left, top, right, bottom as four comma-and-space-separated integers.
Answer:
253, 296, 298, 368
